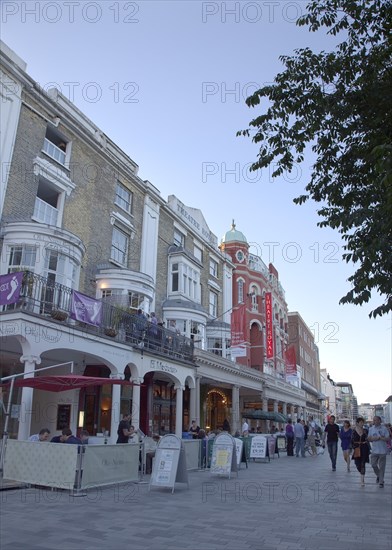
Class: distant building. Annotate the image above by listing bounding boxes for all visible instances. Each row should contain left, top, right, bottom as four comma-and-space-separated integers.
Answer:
336, 383, 357, 424
358, 403, 374, 423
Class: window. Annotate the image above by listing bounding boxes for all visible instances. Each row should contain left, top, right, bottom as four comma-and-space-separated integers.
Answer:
250, 286, 258, 311
115, 182, 132, 213
209, 258, 218, 278
8, 245, 37, 272
207, 338, 222, 356
171, 263, 179, 292
173, 230, 185, 247
194, 245, 202, 262
209, 290, 218, 317
33, 177, 60, 226
43, 126, 68, 165
237, 279, 244, 304
43, 249, 77, 288
111, 227, 129, 265
169, 260, 200, 301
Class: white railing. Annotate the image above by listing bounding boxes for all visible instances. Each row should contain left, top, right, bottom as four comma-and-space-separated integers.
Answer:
33, 196, 58, 225
43, 138, 66, 165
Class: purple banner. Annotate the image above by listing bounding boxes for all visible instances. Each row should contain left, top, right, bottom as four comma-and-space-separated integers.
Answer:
70, 290, 102, 327
0, 272, 24, 306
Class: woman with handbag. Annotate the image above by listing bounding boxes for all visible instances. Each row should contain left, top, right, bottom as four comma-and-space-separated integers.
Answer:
351, 417, 370, 486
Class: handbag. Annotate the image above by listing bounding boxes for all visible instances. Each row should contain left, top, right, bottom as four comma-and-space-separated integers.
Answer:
353, 447, 361, 458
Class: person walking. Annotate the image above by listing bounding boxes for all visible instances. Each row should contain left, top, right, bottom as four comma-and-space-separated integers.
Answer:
368, 415, 391, 488
322, 415, 340, 471
307, 416, 317, 457
285, 419, 295, 456
351, 417, 370, 487
340, 420, 353, 472
294, 419, 305, 458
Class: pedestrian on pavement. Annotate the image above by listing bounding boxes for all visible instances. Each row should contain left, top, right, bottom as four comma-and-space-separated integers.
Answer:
116, 413, 133, 444
241, 420, 249, 435
307, 416, 317, 457
368, 415, 391, 488
351, 417, 370, 487
294, 418, 305, 458
340, 420, 353, 472
322, 415, 340, 471
285, 419, 294, 456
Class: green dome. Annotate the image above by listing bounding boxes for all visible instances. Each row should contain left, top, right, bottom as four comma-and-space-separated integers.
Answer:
221, 220, 247, 244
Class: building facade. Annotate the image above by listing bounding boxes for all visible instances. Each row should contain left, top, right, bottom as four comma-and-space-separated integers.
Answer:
1, 42, 310, 443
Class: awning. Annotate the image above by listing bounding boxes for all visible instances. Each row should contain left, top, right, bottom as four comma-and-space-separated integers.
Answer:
243, 410, 287, 422
4, 375, 136, 393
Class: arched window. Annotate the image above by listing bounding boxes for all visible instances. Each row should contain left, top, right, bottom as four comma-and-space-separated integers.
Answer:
250, 285, 258, 311
237, 279, 244, 304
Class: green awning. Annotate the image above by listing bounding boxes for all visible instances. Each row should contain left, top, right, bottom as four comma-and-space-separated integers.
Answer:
243, 410, 287, 422
243, 410, 275, 420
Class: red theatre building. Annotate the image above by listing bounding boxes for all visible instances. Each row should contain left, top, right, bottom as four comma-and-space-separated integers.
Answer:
219, 222, 289, 378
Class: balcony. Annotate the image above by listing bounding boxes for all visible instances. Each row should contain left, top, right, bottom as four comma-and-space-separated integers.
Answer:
1, 271, 194, 364
43, 138, 66, 165
33, 196, 59, 226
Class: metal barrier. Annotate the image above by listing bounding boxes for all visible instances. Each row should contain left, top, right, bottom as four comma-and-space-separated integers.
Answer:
3, 439, 140, 495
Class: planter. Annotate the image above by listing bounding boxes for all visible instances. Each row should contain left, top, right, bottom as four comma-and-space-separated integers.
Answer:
104, 328, 117, 337
51, 309, 68, 321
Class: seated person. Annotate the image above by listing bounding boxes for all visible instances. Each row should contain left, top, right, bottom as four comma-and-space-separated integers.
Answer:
28, 428, 50, 442
188, 420, 200, 439
80, 430, 90, 444
50, 427, 81, 444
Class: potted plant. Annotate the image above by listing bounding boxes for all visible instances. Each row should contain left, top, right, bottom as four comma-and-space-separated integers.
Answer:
104, 305, 130, 337
51, 308, 68, 322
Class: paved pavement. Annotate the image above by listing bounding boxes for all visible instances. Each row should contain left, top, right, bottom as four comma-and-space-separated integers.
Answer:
1, 449, 391, 550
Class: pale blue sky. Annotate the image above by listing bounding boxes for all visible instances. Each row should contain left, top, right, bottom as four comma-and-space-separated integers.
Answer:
2, 1, 391, 404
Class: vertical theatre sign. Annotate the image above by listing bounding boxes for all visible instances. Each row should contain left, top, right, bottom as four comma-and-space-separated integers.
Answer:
265, 292, 274, 359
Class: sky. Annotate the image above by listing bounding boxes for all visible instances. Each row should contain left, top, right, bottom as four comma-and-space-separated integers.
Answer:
2, 0, 391, 404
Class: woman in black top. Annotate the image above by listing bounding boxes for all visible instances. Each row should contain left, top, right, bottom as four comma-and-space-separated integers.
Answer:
351, 417, 370, 486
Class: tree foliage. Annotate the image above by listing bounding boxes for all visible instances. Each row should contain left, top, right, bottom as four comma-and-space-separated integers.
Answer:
238, 0, 392, 317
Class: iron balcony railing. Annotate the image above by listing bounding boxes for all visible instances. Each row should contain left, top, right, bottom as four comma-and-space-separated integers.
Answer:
2, 271, 194, 363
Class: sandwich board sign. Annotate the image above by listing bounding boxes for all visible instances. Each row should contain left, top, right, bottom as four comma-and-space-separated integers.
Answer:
268, 436, 277, 459
149, 434, 189, 493
210, 433, 238, 478
249, 435, 267, 460
234, 437, 247, 469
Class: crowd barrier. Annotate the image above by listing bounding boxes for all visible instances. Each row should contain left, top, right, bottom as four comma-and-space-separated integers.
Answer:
1, 435, 286, 493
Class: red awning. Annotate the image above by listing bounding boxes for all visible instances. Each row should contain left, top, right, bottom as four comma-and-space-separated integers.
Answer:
8, 375, 136, 393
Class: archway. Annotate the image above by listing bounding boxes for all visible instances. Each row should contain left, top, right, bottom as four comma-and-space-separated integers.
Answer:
205, 388, 230, 431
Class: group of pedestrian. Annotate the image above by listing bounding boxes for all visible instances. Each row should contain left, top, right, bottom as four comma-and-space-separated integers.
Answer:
28, 427, 90, 444
322, 415, 390, 487
285, 417, 320, 457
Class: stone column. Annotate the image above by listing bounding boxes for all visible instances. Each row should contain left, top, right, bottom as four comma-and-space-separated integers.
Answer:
231, 385, 240, 435
174, 385, 184, 437
18, 355, 41, 440
108, 373, 123, 444
189, 384, 196, 425
131, 377, 143, 432
195, 376, 201, 426
282, 402, 287, 417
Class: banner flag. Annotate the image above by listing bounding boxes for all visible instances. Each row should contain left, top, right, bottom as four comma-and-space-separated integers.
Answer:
0, 272, 24, 306
70, 290, 103, 327
285, 345, 297, 375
